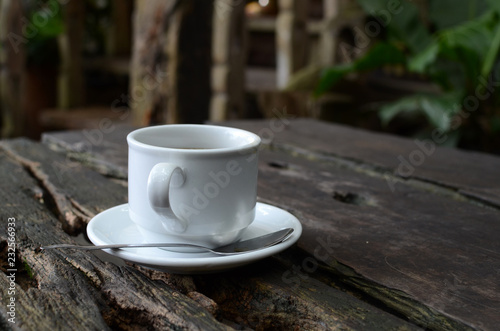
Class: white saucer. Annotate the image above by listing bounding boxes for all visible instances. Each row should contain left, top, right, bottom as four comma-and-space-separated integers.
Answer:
87, 202, 302, 274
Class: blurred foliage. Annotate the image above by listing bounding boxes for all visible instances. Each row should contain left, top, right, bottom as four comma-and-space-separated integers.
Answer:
83, 0, 112, 56
288, 0, 500, 152
23, 0, 113, 64
24, 0, 64, 65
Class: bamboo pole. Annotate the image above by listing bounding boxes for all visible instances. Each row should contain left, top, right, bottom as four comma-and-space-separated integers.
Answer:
210, 0, 247, 121
57, 0, 85, 109
276, 0, 308, 89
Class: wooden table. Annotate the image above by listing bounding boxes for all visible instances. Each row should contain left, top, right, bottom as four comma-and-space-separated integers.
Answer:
1, 118, 499, 330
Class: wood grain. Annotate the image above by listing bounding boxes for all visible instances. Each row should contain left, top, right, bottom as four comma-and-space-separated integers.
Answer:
226, 118, 500, 207
41, 119, 500, 330
0, 150, 228, 330
0, 136, 422, 330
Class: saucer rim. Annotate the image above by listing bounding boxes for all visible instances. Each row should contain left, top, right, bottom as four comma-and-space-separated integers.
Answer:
86, 202, 302, 273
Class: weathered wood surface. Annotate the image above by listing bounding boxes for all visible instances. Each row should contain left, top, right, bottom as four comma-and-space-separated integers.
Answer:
1, 134, 422, 329
227, 118, 500, 208
0, 140, 230, 330
1, 118, 499, 330
41, 124, 130, 178
227, 119, 500, 331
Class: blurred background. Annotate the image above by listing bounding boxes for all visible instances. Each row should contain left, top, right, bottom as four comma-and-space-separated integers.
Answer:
1, 0, 499, 154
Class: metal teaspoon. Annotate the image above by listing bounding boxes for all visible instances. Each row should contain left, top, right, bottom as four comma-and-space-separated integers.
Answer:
39, 228, 294, 256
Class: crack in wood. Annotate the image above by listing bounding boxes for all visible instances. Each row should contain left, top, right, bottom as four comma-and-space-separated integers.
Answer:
0, 146, 231, 330
65, 151, 128, 180
332, 191, 378, 207
330, 257, 478, 331
133, 266, 224, 321
193, 259, 422, 331
0, 142, 87, 235
344, 273, 477, 331
267, 160, 289, 169
272, 142, 500, 211
68, 197, 95, 221
42, 135, 128, 180
277, 246, 477, 331
62, 255, 104, 288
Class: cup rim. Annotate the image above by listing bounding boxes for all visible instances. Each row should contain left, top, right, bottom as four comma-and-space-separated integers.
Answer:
127, 124, 261, 155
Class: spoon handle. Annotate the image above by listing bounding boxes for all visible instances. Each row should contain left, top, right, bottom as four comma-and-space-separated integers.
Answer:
39, 228, 294, 255
40, 242, 213, 251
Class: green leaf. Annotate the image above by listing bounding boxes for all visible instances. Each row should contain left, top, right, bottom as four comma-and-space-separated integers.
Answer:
356, 0, 432, 53
408, 42, 440, 73
314, 64, 352, 97
379, 92, 463, 131
430, 0, 489, 29
491, 115, 500, 133
26, 0, 64, 39
441, 44, 482, 85
354, 0, 391, 14
379, 95, 420, 126
481, 23, 500, 77
426, 59, 467, 91
431, 11, 499, 84
354, 42, 406, 71
34, 12, 64, 38
484, 0, 500, 14
419, 93, 462, 130
314, 43, 406, 96
438, 11, 495, 61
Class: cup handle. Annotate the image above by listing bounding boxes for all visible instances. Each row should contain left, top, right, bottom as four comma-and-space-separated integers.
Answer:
147, 163, 187, 233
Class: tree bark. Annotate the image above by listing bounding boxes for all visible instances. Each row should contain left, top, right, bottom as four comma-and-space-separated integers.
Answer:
130, 0, 213, 126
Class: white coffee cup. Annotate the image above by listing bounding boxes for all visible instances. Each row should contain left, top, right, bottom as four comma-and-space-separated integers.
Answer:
127, 124, 261, 248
